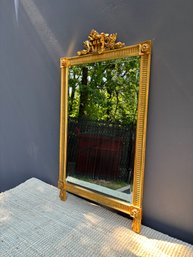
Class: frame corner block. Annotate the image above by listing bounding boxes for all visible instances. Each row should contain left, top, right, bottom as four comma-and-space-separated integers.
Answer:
60, 58, 70, 68
139, 41, 152, 55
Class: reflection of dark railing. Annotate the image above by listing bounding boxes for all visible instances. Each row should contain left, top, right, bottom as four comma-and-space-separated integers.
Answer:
76, 134, 123, 180
67, 118, 136, 182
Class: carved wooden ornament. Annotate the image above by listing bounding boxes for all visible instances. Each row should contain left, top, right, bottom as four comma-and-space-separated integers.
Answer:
77, 29, 125, 55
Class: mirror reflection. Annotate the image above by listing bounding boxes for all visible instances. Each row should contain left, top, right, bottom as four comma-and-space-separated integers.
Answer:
66, 56, 140, 203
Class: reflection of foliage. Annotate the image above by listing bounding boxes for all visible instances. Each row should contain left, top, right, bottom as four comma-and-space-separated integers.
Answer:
68, 57, 140, 125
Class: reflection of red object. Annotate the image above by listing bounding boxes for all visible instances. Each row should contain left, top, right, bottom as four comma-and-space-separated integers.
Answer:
76, 134, 122, 180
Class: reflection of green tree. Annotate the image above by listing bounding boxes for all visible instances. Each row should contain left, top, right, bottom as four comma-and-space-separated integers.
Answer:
68, 57, 140, 125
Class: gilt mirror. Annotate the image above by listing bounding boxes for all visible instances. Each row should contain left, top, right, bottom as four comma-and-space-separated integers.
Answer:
58, 30, 151, 233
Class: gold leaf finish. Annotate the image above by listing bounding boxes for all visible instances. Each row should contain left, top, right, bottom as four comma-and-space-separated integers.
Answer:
59, 38, 152, 233
60, 58, 71, 68
59, 188, 67, 201
77, 29, 125, 55
140, 42, 151, 55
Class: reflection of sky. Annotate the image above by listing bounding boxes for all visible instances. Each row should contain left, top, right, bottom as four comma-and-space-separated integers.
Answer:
69, 87, 72, 96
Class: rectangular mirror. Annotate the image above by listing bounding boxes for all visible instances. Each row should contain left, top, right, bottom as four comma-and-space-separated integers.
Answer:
67, 56, 140, 204
58, 31, 151, 233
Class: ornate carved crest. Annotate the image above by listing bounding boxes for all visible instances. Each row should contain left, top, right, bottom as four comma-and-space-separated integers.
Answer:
77, 29, 125, 56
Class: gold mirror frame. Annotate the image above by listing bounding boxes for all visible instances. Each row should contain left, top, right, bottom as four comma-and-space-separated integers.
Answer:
58, 31, 151, 233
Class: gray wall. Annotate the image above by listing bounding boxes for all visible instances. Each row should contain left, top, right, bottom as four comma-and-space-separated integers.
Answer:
0, 0, 192, 244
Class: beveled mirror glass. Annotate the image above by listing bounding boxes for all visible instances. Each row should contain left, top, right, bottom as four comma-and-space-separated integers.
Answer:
58, 30, 151, 232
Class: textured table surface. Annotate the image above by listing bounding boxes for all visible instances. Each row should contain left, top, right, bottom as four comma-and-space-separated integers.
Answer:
0, 178, 192, 257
